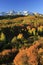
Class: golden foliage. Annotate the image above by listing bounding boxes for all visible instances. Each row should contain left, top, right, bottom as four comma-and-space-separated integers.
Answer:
0, 32, 6, 41
17, 33, 23, 39
13, 41, 41, 65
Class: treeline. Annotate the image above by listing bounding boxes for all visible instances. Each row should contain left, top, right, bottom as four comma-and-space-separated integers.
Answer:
0, 15, 25, 20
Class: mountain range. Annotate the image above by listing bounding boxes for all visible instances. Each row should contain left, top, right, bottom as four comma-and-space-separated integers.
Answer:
0, 10, 43, 16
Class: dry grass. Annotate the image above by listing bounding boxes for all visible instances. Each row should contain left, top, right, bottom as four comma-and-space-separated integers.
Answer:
0, 15, 43, 28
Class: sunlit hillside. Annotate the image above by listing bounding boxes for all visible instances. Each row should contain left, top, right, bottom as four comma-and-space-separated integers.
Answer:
0, 15, 43, 28
0, 15, 43, 65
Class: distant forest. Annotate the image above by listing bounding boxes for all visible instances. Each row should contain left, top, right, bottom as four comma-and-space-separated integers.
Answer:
0, 15, 25, 19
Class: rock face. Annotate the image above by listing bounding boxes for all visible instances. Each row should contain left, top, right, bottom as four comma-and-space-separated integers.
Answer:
13, 40, 42, 65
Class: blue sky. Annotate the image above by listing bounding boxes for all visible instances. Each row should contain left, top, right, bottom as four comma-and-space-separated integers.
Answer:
0, 0, 43, 14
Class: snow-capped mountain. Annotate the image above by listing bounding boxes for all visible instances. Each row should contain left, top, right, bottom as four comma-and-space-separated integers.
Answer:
23, 11, 29, 15
6, 10, 17, 15
0, 10, 43, 16
0, 10, 17, 16
0, 12, 7, 16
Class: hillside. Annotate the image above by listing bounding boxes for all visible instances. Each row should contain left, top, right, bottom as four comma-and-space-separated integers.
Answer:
0, 15, 43, 28
0, 15, 43, 65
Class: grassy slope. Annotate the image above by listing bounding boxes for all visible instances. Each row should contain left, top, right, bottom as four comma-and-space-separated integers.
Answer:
0, 15, 43, 28
0, 15, 43, 65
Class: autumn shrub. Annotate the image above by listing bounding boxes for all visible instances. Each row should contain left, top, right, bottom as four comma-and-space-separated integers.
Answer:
0, 48, 18, 64
13, 41, 40, 65
38, 26, 43, 36
0, 32, 6, 51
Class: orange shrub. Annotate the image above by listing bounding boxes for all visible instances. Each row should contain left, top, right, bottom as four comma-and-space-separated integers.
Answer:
13, 41, 41, 65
